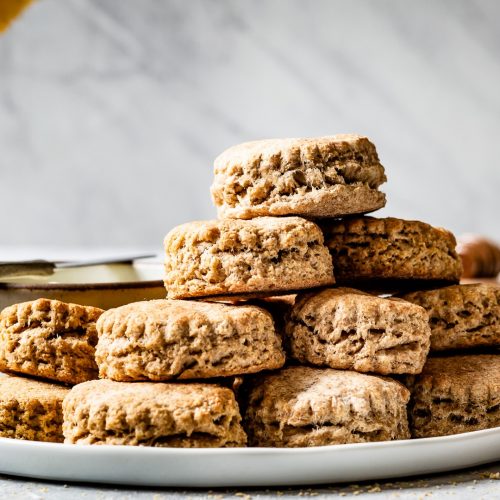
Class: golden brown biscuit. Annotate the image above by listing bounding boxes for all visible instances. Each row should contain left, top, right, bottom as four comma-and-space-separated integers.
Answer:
96, 299, 285, 381
63, 379, 247, 447
211, 135, 386, 219
0, 374, 69, 442
245, 366, 410, 447
0, 299, 103, 384
401, 284, 500, 351
407, 355, 500, 438
164, 217, 334, 299
321, 216, 462, 285
285, 288, 430, 374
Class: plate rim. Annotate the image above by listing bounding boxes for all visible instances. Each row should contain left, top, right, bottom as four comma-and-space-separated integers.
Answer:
1, 427, 499, 487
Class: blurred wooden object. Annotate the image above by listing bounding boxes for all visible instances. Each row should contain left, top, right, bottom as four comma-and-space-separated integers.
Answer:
457, 234, 500, 278
0, 0, 33, 33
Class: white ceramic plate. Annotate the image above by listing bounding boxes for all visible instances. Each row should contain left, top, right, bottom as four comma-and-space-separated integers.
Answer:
0, 428, 499, 487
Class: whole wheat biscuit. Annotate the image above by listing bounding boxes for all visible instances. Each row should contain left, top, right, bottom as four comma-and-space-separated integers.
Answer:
211, 135, 386, 219
407, 355, 500, 438
285, 288, 430, 375
0, 374, 69, 442
164, 217, 334, 299
63, 379, 247, 447
0, 299, 103, 385
245, 366, 410, 447
401, 284, 500, 351
96, 299, 285, 381
321, 217, 462, 284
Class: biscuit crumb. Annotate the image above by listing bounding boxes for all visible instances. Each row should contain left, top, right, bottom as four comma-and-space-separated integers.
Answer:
234, 493, 252, 500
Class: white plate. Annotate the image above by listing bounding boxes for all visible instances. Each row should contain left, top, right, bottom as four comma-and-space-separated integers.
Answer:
0, 428, 499, 487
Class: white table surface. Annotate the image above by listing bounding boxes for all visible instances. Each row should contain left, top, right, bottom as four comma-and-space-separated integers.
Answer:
0, 462, 499, 500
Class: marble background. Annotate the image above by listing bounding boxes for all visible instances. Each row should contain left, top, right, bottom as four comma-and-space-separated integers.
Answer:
1, 0, 499, 251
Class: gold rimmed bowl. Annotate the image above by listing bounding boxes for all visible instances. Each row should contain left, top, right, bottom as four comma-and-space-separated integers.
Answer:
0, 263, 166, 310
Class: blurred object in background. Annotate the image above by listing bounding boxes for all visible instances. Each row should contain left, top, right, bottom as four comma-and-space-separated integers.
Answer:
458, 234, 500, 279
0, 0, 32, 32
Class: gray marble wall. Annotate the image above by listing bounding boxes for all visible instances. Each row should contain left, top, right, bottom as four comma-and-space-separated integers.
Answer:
1, 0, 499, 249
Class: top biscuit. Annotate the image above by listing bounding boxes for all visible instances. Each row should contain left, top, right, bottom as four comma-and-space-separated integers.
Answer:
211, 135, 386, 219
321, 216, 462, 285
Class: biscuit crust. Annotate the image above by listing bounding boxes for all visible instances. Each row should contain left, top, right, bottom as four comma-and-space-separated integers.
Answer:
96, 299, 285, 381
211, 135, 386, 219
407, 355, 500, 438
321, 217, 462, 283
0, 299, 103, 384
63, 379, 247, 447
285, 288, 430, 375
401, 284, 500, 351
245, 366, 410, 447
164, 217, 334, 299
0, 374, 69, 442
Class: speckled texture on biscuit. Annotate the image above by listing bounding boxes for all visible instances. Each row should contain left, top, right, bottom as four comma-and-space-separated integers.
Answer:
0, 299, 103, 384
321, 216, 462, 283
211, 135, 386, 219
0, 374, 69, 442
407, 355, 500, 438
96, 299, 285, 381
63, 379, 247, 447
164, 217, 334, 299
401, 284, 500, 351
285, 288, 430, 375
245, 366, 410, 447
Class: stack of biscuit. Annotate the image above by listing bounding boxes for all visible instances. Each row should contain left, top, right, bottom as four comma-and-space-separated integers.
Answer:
0, 135, 498, 448
0, 299, 103, 442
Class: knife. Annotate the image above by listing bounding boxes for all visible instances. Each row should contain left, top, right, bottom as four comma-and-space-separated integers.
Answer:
0, 254, 157, 280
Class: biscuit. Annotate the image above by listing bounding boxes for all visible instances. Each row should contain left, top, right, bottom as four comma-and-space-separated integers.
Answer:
321, 217, 462, 284
63, 379, 247, 447
401, 284, 500, 351
96, 299, 285, 381
245, 366, 410, 447
164, 217, 334, 299
0, 374, 69, 442
407, 355, 500, 438
285, 288, 430, 375
211, 135, 386, 219
0, 299, 103, 385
